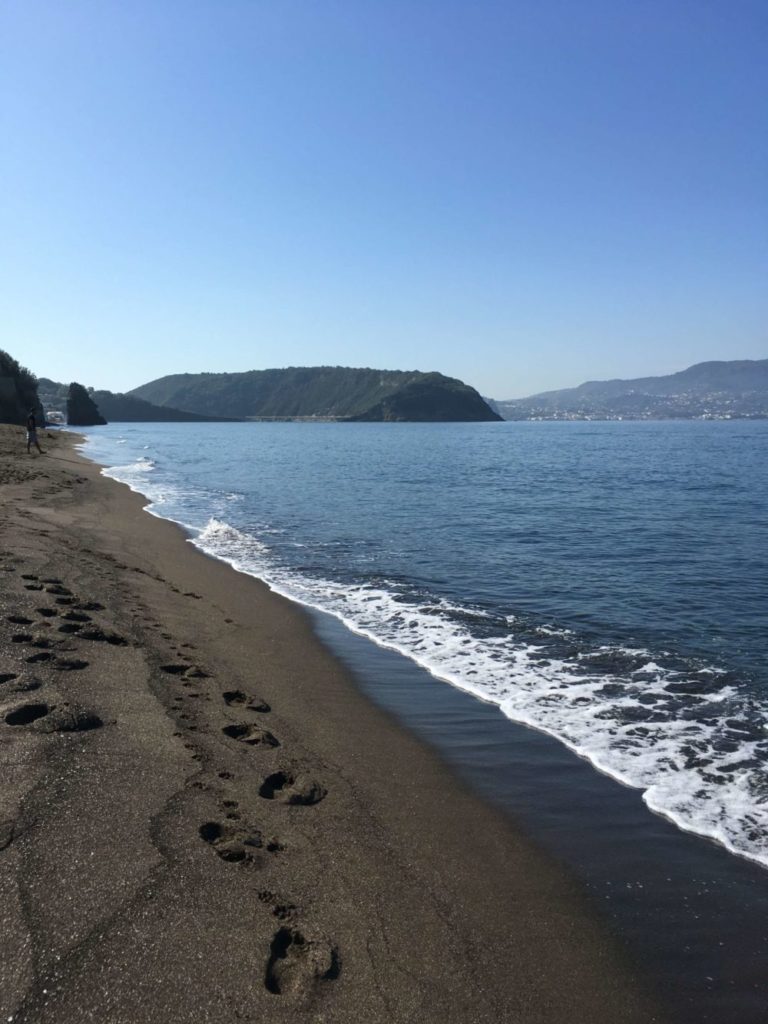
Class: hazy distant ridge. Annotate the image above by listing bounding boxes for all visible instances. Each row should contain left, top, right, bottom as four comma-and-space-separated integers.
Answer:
495, 359, 768, 420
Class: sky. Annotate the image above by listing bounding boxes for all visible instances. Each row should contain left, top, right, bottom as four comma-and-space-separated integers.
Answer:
1, 1, 766, 399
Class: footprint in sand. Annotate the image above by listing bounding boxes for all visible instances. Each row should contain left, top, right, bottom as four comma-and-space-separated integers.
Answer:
199, 789, 284, 864
79, 627, 128, 646
4, 701, 102, 732
41, 704, 104, 732
13, 634, 54, 650
160, 663, 187, 675
5, 678, 42, 694
222, 690, 271, 713
61, 611, 91, 623
5, 702, 51, 725
223, 723, 280, 748
53, 657, 89, 671
222, 798, 239, 817
30, 638, 55, 650
258, 891, 296, 919
264, 927, 339, 997
258, 771, 326, 805
160, 663, 207, 678
198, 819, 265, 864
270, 900, 294, 918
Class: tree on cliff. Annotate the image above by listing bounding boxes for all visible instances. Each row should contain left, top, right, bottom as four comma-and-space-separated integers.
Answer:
0, 349, 42, 425
67, 382, 107, 426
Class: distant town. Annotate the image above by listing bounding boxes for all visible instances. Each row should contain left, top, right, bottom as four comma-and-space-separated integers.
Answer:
492, 359, 768, 421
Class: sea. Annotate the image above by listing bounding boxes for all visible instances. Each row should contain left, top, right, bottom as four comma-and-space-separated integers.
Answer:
79, 419, 768, 1020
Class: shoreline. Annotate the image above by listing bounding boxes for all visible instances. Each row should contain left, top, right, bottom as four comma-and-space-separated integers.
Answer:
2, 425, 665, 1022
83, 420, 768, 878
316, 612, 768, 1024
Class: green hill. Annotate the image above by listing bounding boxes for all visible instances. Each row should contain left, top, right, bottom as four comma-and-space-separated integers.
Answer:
130, 366, 501, 422
348, 373, 499, 422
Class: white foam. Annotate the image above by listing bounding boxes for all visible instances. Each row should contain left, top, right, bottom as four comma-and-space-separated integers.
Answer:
75, 437, 768, 871
190, 532, 768, 870
195, 517, 271, 564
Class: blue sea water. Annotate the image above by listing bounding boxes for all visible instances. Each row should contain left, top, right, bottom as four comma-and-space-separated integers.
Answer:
80, 420, 768, 868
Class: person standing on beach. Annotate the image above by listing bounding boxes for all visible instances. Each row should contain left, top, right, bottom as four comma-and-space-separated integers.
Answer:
26, 410, 44, 455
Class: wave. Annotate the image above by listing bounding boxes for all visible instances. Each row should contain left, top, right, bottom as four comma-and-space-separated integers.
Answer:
190, 517, 768, 870
81, 437, 768, 871
195, 517, 271, 563
101, 456, 157, 490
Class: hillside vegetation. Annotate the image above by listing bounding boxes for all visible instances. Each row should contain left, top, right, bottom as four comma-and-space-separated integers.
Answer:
0, 349, 42, 425
38, 378, 236, 423
349, 373, 499, 421
91, 391, 237, 423
130, 366, 501, 422
67, 383, 107, 426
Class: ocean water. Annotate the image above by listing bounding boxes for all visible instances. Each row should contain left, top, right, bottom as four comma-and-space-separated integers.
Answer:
80, 420, 768, 869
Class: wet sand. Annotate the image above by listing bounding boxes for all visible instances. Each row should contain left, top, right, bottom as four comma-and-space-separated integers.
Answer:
0, 425, 665, 1023
320, 614, 768, 1024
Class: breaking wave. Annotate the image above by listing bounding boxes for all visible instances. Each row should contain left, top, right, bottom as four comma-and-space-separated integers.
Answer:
79, 425, 768, 870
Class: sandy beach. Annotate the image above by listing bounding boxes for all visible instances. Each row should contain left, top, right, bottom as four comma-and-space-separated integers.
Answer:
0, 425, 665, 1023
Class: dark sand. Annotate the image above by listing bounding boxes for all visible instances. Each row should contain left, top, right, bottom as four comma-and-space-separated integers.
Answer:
0, 425, 666, 1023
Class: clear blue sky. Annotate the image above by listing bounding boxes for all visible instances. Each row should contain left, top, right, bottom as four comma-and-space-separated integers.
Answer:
2, 1, 765, 398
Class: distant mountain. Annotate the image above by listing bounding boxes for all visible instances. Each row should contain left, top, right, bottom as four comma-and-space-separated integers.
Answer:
495, 359, 768, 420
130, 367, 502, 422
